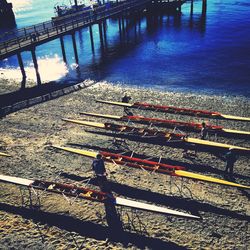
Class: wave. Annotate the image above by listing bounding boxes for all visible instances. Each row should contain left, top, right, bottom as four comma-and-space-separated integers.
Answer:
0, 54, 69, 83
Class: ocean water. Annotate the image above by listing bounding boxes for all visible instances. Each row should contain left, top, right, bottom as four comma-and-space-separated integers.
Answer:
0, 0, 250, 96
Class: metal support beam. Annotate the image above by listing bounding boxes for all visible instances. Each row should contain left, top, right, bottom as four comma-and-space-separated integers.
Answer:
31, 49, 42, 86
17, 52, 26, 89
60, 36, 67, 63
71, 32, 79, 64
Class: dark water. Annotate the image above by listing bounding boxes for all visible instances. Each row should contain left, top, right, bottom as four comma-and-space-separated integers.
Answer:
0, 0, 250, 96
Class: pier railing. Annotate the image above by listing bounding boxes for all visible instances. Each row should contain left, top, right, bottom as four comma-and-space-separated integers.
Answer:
0, 0, 154, 59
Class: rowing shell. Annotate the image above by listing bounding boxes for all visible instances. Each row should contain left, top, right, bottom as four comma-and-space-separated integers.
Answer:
62, 118, 250, 155
0, 152, 11, 157
0, 174, 199, 219
52, 145, 250, 189
96, 100, 250, 122
80, 112, 250, 137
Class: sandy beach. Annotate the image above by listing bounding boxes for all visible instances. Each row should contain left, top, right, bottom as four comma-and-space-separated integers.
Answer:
0, 81, 249, 249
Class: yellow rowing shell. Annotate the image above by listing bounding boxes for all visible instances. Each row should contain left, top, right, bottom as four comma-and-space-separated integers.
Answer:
80, 112, 250, 137
63, 118, 250, 154
96, 100, 250, 122
53, 145, 249, 189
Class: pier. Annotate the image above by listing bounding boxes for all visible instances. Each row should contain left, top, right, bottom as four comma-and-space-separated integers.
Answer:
0, 0, 207, 87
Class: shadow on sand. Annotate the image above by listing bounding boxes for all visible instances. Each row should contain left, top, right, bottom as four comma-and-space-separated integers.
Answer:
60, 172, 250, 222
0, 81, 94, 117
0, 202, 186, 249
67, 143, 250, 180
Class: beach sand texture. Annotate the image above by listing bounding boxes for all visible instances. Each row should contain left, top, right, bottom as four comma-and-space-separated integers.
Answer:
0, 81, 249, 249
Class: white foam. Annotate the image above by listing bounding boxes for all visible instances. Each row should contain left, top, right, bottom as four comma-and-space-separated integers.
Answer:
0, 54, 69, 83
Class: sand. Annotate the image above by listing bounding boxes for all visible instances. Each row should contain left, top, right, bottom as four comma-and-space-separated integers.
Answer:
0, 80, 249, 249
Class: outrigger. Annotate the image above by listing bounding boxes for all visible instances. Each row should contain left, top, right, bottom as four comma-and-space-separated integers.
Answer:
62, 118, 250, 155
0, 174, 200, 219
52, 145, 250, 189
96, 100, 250, 122
80, 112, 250, 137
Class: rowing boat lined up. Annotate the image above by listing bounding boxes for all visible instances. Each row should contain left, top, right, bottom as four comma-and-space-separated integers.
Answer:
62, 118, 250, 155
80, 112, 250, 137
0, 174, 200, 219
96, 100, 250, 122
52, 145, 250, 189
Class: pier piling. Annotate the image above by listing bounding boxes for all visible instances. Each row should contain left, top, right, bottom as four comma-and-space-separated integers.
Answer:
17, 52, 26, 89
202, 0, 207, 15
60, 36, 67, 63
31, 49, 42, 86
98, 22, 105, 50
89, 25, 95, 52
71, 32, 79, 64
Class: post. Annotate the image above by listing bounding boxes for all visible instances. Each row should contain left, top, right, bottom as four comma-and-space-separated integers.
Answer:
118, 17, 122, 41
89, 25, 95, 52
60, 36, 67, 63
121, 16, 125, 36
17, 52, 26, 89
103, 20, 107, 48
98, 22, 104, 50
190, 0, 194, 16
71, 32, 79, 64
31, 49, 42, 86
177, 0, 182, 12
202, 0, 207, 15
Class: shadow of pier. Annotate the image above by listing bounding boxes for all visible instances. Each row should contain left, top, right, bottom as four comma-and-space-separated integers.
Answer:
0, 81, 95, 117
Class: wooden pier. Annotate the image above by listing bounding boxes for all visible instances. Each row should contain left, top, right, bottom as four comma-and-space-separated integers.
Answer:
0, 0, 205, 86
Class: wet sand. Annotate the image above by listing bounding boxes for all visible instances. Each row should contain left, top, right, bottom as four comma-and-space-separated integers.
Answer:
0, 81, 249, 249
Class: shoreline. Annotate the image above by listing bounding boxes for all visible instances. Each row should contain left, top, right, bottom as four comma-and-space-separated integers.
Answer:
0, 81, 249, 249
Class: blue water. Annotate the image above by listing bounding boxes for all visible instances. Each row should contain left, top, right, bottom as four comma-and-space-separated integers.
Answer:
0, 0, 250, 96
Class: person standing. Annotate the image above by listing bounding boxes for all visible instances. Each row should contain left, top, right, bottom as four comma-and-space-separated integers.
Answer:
122, 93, 131, 103
224, 148, 238, 179
122, 93, 133, 116
92, 153, 108, 192
200, 122, 209, 140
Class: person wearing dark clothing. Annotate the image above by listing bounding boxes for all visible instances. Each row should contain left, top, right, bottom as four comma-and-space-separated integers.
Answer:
122, 93, 133, 116
200, 122, 209, 140
122, 93, 131, 103
92, 154, 108, 192
224, 148, 238, 179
